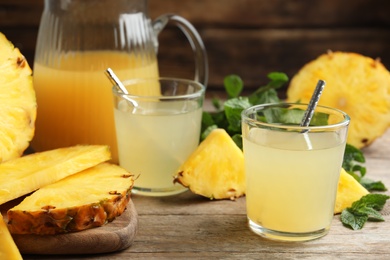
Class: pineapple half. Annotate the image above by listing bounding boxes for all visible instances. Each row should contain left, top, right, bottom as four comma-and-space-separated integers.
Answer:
7, 163, 134, 235
334, 168, 369, 214
287, 51, 390, 148
174, 128, 245, 200
0, 145, 111, 205
0, 32, 37, 162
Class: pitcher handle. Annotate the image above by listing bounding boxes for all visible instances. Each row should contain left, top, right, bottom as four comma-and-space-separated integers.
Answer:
152, 14, 209, 87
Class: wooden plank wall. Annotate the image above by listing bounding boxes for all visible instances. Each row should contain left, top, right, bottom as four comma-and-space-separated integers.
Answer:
1, 0, 390, 93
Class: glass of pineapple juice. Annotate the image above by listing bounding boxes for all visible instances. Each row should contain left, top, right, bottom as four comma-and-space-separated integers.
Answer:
241, 103, 350, 241
112, 78, 205, 196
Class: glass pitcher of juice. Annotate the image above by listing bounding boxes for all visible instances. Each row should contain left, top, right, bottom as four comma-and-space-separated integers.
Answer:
32, 0, 208, 163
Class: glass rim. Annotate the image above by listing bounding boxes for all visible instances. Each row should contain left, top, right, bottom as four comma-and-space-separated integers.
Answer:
112, 77, 205, 100
241, 102, 350, 131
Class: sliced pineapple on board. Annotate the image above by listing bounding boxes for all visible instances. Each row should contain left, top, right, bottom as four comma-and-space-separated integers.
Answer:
0, 32, 37, 162
334, 168, 369, 214
0, 145, 111, 205
287, 51, 390, 148
174, 128, 245, 200
7, 163, 134, 235
0, 213, 22, 260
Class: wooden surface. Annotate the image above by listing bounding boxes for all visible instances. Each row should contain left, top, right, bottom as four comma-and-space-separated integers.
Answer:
21, 130, 390, 259
1, 0, 390, 91
5, 201, 138, 255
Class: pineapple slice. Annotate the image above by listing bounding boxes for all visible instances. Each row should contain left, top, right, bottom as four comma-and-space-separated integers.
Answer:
334, 168, 369, 214
0, 145, 111, 205
286, 51, 390, 148
0, 213, 22, 260
0, 32, 37, 162
174, 128, 245, 200
7, 163, 134, 235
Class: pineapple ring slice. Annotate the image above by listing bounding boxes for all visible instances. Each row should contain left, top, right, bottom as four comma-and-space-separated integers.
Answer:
0, 33, 36, 162
286, 51, 390, 148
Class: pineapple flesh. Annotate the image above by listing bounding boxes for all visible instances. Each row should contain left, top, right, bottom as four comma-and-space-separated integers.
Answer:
287, 51, 390, 148
7, 163, 134, 235
334, 168, 369, 214
0, 213, 22, 260
0, 145, 111, 205
0, 32, 36, 162
174, 128, 245, 200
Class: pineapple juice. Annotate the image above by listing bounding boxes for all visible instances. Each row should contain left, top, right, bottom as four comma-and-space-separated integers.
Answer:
32, 51, 159, 163
114, 104, 203, 196
243, 129, 346, 241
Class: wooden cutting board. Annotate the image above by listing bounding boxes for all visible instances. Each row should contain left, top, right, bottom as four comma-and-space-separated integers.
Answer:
2, 200, 138, 255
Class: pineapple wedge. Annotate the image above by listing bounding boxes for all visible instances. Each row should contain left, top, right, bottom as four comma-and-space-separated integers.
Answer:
0, 145, 111, 205
334, 168, 369, 214
0, 213, 22, 260
0, 32, 37, 163
7, 163, 134, 235
174, 128, 245, 200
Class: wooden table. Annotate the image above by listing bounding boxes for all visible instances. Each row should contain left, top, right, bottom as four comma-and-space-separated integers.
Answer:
24, 130, 390, 260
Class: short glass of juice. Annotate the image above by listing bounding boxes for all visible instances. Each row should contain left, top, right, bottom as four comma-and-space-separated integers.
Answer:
241, 103, 350, 241
112, 78, 205, 196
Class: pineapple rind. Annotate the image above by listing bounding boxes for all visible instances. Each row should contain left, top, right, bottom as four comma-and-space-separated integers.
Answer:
0, 145, 111, 205
7, 163, 134, 235
0, 33, 36, 162
334, 168, 369, 214
174, 129, 245, 200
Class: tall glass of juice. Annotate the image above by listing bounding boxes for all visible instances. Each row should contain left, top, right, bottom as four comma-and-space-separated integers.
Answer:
112, 78, 205, 196
241, 103, 350, 241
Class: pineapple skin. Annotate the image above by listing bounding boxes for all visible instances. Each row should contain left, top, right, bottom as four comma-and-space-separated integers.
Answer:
7, 193, 131, 235
7, 163, 134, 235
174, 129, 245, 200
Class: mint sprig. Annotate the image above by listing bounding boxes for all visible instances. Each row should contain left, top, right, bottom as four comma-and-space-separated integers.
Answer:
200, 72, 288, 147
341, 194, 390, 230
343, 144, 387, 191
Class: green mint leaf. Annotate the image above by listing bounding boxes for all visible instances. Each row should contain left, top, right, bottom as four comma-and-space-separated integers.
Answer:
341, 209, 369, 230
231, 134, 243, 149
360, 178, 387, 191
358, 207, 385, 221
224, 97, 252, 133
224, 75, 243, 98
341, 194, 390, 230
267, 72, 289, 88
263, 108, 329, 126
340, 144, 384, 190
249, 88, 280, 105
212, 97, 222, 110
202, 111, 215, 129
248, 72, 288, 104
342, 144, 366, 179
352, 194, 390, 211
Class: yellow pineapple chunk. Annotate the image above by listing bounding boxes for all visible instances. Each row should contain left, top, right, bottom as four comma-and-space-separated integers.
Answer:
334, 168, 369, 214
174, 128, 245, 200
0, 32, 37, 162
0, 145, 111, 205
0, 213, 22, 260
287, 51, 390, 148
7, 163, 134, 235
